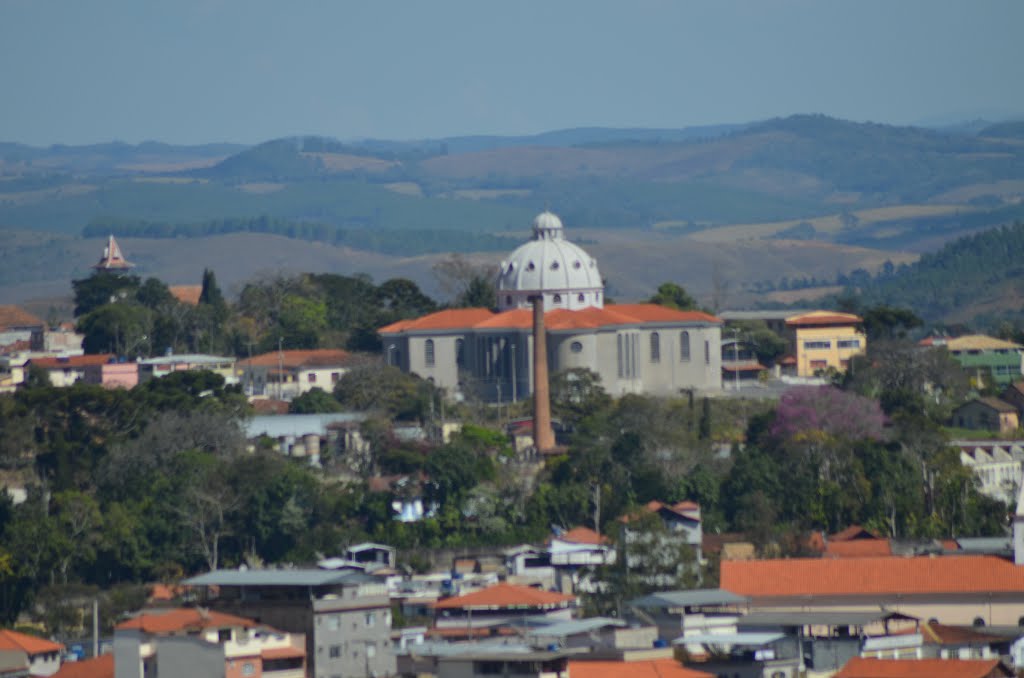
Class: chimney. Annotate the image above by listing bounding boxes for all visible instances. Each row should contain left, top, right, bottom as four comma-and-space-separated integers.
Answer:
532, 296, 555, 452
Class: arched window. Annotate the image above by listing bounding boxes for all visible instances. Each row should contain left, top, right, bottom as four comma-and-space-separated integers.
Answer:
505, 295, 512, 306
705, 340, 710, 365
973, 617, 986, 627
424, 339, 435, 367
680, 331, 691, 361
553, 294, 562, 304
577, 294, 585, 303
650, 332, 660, 363
455, 338, 465, 368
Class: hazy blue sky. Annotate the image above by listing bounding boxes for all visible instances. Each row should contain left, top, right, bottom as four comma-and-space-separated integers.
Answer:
2, 0, 1022, 145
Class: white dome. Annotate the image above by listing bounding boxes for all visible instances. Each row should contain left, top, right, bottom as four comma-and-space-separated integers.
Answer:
497, 211, 604, 311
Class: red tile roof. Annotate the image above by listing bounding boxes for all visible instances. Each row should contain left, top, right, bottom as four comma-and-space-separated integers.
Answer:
824, 540, 893, 558
169, 285, 202, 306
568, 659, 714, 678
831, 525, 882, 541
115, 608, 258, 634
0, 305, 44, 330
834, 657, 1009, 678
721, 555, 1024, 598
52, 654, 114, 678
552, 526, 609, 546
261, 645, 305, 660
918, 621, 1008, 646
433, 583, 577, 610
0, 629, 64, 655
621, 500, 701, 524
239, 349, 352, 369
380, 304, 721, 334
31, 354, 114, 369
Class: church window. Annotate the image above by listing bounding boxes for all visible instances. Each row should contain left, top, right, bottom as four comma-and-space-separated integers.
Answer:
553, 294, 562, 304
456, 338, 465, 367
424, 339, 435, 367
617, 335, 624, 378
570, 341, 583, 354
506, 295, 512, 305
704, 340, 710, 365
680, 332, 691, 361
650, 332, 660, 363
578, 294, 585, 303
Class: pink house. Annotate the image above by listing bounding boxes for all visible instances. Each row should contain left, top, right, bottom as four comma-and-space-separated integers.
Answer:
83, 360, 139, 389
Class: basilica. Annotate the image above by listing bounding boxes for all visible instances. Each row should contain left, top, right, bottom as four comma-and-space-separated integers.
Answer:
379, 212, 723, 401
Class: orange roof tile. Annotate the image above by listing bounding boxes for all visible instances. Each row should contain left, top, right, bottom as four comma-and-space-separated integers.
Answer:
53, 654, 115, 678
261, 646, 305, 660
433, 583, 577, 610
721, 555, 1024, 598
568, 659, 714, 678
834, 657, 1008, 678
786, 311, 862, 327
831, 525, 882, 542
0, 629, 64, 655
115, 608, 258, 634
0, 305, 44, 330
553, 526, 610, 546
31, 354, 114, 369
825, 540, 893, 558
621, 500, 701, 524
169, 285, 202, 306
239, 349, 352, 369
382, 304, 721, 334
380, 308, 496, 333
918, 621, 1008, 646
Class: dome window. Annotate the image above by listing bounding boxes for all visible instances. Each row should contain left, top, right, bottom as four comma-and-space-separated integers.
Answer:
551, 261, 560, 270
553, 294, 562, 304
506, 263, 516, 275
573, 261, 581, 269
527, 261, 535, 271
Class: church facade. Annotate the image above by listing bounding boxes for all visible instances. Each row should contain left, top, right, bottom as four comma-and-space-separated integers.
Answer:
379, 212, 722, 401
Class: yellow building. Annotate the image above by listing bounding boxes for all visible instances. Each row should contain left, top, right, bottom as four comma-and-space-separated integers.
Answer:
785, 311, 866, 377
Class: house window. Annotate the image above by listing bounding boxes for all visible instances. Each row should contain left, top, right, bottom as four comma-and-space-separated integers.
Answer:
837, 339, 861, 349
680, 331, 691, 361
650, 332, 660, 363
367, 643, 376, 658
704, 340, 710, 365
804, 340, 831, 350
424, 339, 435, 367
365, 612, 375, 627
329, 645, 341, 658
218, 629, 232, 642
308, 373, 317, 383
810, 359, 828, 369
331, 372, 340, 383
327, 615, 340, 631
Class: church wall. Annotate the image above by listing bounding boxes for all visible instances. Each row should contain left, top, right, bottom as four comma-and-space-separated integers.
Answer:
405, 334, 462, 391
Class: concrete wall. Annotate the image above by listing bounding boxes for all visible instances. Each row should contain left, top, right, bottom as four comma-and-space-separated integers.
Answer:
157, 637, 224, 678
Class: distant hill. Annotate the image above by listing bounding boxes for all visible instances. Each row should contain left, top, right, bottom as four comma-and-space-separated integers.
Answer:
850, 220, 1024, 325
979, 120, 1024, 139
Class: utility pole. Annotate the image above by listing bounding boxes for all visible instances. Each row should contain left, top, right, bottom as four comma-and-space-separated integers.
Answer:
277, 336, 284, 400
733, 328, 740, 392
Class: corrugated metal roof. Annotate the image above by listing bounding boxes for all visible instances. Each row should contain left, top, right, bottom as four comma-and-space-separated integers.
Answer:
185, 569, 373, 587
737, 610, 915, 628
525, 617, 627, 638
673, 631, 785, 646
630, 589, 748, 609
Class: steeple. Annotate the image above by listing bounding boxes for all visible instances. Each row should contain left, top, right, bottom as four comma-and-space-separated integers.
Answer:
93, 234, 134, 270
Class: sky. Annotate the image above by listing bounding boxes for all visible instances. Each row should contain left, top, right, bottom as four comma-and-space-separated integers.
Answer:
1, 0, 1023, 146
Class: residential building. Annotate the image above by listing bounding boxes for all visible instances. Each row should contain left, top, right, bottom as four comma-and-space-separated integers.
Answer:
924, 334, 1024, 387
168, 285, 202, 306
343, 543, 397, 572
238, 349, 356, 400
720, 337, 767, 388
0, 306, 45, 351
952, 398, 1020, 434
114, 608, 305, 678
955, 440, 1024, 505
548, 526, 615, 593
30, 354, 115, 387
619, 501, 703, 585
432, 583, 577, 631
82, 360, 138, 389
0, 630, 63, 677
136, 354, 238, 385
784, 311, 866, 377
720, 555, 1024, 626
185, 569, 394, 678
628, 589, 748, 643
379, 212, 723, 402
395, 641, 572, 678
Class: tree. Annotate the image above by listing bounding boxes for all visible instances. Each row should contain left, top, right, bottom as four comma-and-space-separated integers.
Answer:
648, 282, 698, 311
549, 368, 612, 425
289, 387, 342, 414
432, 254, 496, 308
72, 271, 141, 317
77, 302, 152, 356
334, 364, 438, 421
861, 305, 922, 341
